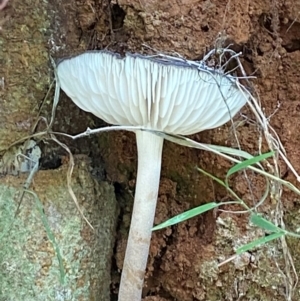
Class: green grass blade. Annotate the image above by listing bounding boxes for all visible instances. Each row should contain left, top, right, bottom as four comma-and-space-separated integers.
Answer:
152, 202, 219, 231
26, 190, 66, 285
250, 214, 284, 233
227, 151, 274, 177
196, 167, 246, 206
236, 232, 285, 254
196, 167, 227, 188
152, 132, 300, 195
155, 132, 254, 159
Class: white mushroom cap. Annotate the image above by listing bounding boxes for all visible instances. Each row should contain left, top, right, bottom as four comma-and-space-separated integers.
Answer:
57, 51, 247, 135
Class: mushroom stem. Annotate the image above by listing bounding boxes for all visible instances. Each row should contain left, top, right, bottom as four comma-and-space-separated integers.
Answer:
118, 130, 164, 301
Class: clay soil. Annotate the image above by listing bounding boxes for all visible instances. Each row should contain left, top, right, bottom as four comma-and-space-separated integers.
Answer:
2, 0, 300, 300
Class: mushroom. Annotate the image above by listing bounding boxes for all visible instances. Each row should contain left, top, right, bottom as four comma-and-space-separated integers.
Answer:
56, 51, 248, 301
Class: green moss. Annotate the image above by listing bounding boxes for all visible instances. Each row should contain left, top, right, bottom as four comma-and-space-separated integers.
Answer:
0, 185, 88, 300
0, 161, 118, 300
0, 0, 51, 150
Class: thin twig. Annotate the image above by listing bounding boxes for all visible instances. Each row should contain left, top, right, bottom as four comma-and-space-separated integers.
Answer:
50, 134, 94, 230
14, 156, 39, 217
51, 125, 144, 140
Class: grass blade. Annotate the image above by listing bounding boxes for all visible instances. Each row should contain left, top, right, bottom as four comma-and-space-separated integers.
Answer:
250, 214, 284, 233
152, 202, 219, 231
26, 190, 66, 285
227, 151, 274, 177
236, 232, 285, 254
197, 167, 228, 188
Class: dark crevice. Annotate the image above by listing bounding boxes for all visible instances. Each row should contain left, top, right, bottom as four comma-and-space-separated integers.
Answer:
259, 13, 273, 32
111, 3, 126, 30
86, 21, 97, 31
255, 14, 300, 53
280, 20, 300, 52
113, 181, 126, 196
39, 155, 62, 170
256, 47, 263, 56
282, 39, 300, 52
39, 141, 63, 170
110, 181, 132, 300
110, 242, 120, 301
201, 24, 209, 32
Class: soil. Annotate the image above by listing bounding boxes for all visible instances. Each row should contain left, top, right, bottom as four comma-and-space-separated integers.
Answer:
1, 0, 300, 300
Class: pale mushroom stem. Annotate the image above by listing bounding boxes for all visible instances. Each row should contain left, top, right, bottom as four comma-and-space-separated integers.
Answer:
118, 130, 164, 301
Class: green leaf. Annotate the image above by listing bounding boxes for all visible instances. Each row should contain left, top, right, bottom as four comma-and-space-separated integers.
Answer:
156, 132, 254, 160
227, 151, 274, 177
236, 232, 285, 254
250, 214, 284, 233
152, 202, 219, 231
197, 167, 227, 188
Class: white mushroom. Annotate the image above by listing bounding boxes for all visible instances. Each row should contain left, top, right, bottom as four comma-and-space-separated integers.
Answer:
57, 51, 248, 301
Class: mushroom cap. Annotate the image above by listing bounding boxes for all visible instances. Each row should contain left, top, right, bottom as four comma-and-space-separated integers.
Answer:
57, 51, 248, 135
